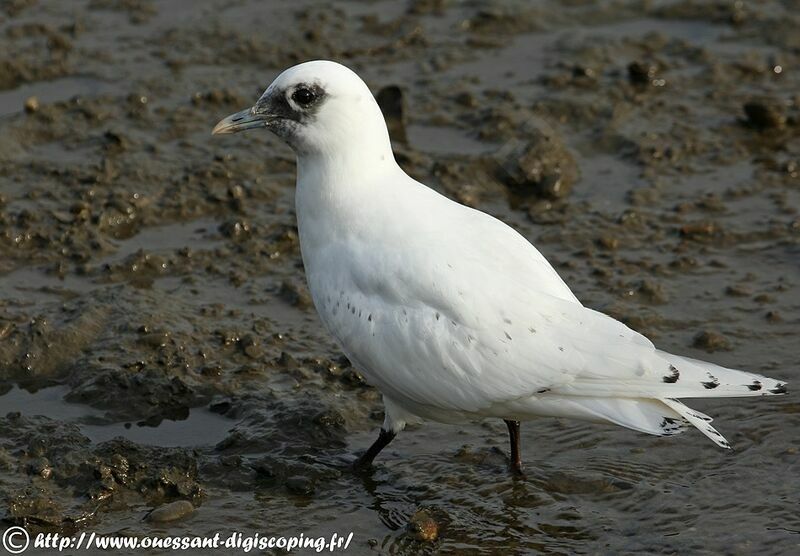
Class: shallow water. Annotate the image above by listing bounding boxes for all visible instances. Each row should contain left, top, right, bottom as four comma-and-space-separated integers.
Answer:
2, 385, 235, 447
0, 0, 798, 554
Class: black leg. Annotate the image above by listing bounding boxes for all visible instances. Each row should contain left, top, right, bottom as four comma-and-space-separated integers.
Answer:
504, 419, 524, 477
354, 428, 396, 470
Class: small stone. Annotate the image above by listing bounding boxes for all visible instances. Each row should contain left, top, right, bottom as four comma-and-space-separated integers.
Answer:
239, 334, 263, 359
692, 330, 731, 352
454, 91, 478, 108
219, 220, 250, 238
596, 236, 619, 250
376, 85, 406, 143
680, 222, 717, 239
498, 124, 577, 200
743, 98, 786, 130
146, 500, 195, 523
285, 475, 315, 495
24, 96, 39, 113
27, 457, 53, 479
139, 331, 169, 348
765, 311, 783, 323
725, 285, 752, 297
278, 280, 312, 309
407, 509, 439, 542
636, 279, 668, 304
628, 61, 659, 86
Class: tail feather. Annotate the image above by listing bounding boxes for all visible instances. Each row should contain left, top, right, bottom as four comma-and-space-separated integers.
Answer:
566, 396, 732, 448
552, 351, 788, 399
655, 351, 788, 398
661, 398, 731, 449
537, 396, 694, 437
529, 351, 787, 449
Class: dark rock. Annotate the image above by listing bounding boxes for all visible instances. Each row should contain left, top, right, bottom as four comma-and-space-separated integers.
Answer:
628, 61, 663, 87
497, 123, 577, 200
692, 330, 731, 352
285, 475, 315, 495
743, 98, 786, 130
376, 85, 406, 143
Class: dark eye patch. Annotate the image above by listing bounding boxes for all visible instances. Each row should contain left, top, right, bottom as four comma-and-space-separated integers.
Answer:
291, 87, 316, 106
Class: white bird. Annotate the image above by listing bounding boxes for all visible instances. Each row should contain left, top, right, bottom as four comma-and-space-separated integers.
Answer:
213, 60, 788, 475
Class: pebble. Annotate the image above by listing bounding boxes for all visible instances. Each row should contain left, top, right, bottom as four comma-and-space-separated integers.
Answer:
24, 96, 39, 113
376, 85, 407, 143
407, 509, 439, 542
285, 475, 315, 495
146, 500, 195, 523
628, 61, 659, 86
692, 330, 731, 352
765, 310, 783, 323
743, 99, 786, 130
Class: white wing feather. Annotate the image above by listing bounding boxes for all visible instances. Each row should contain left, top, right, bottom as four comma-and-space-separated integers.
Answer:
303, 177, 787, 446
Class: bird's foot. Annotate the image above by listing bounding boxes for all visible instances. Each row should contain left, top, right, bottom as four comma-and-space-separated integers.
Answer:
509, 462, 526, 480
351, 453, 376, 474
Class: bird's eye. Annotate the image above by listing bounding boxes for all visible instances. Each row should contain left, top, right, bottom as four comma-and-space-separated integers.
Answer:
292, 87, 316, 106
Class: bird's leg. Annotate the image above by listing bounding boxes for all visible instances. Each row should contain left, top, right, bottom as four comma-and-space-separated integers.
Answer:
353, 428, 396, 471
504, 419, 524, 477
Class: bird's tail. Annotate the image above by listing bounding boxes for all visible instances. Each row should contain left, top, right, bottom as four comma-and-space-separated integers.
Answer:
537, 396, 729, 447
660, 398, 730, 448
531, 350, 787, 448
654, 351, 788, 398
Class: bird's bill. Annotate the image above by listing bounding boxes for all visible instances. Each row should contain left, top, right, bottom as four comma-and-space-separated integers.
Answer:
212, 108, 270, 135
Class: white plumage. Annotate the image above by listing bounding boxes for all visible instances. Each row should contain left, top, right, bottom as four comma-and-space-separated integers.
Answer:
213, 60, 787, 468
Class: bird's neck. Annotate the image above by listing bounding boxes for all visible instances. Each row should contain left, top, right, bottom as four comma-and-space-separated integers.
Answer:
294, 146, 402, 251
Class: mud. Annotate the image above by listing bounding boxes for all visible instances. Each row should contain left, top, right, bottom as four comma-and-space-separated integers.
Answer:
0, 1, 798, 554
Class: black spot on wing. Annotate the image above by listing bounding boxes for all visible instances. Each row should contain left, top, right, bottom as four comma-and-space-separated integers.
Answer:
770, 383, 788, 394
663, 365, 680, 383
702, 374, 720, 389
747, 380, 762, 391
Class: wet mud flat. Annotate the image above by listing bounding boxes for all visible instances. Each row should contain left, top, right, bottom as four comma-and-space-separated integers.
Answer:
0, 1, 798, 554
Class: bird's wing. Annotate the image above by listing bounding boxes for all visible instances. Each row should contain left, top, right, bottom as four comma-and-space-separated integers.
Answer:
341, 260, 784, 415
498, 297, 785, 399
322, 184, 784, 414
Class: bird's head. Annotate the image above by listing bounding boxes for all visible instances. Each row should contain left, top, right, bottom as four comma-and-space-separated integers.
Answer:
213, 60, 392, 162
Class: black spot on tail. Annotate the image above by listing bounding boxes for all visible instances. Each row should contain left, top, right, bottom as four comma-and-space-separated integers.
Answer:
660, 417, 684, 435
770, 383, 788, 394
663, 365, 680, 383
537, 388, 551, 394
747, 380, 762, 391
702, 374, 720, 389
